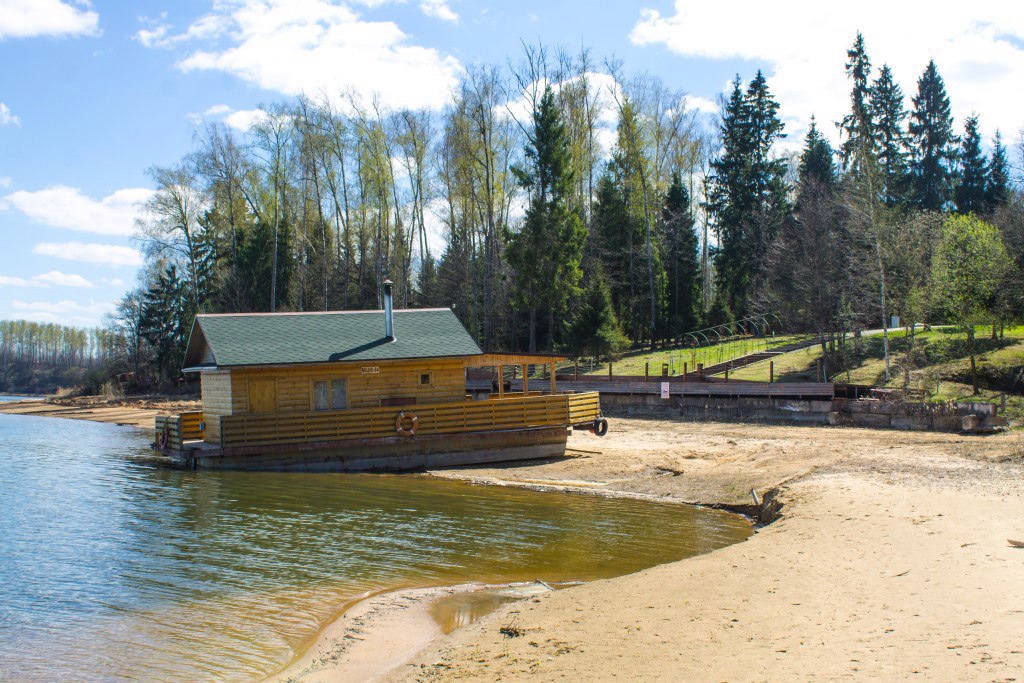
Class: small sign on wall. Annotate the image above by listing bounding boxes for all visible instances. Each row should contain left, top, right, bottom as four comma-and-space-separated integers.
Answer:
360, 366, 380, 375
660, 381, 670, 399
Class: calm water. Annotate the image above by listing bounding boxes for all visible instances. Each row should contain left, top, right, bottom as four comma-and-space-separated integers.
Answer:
0, 413, 751, 681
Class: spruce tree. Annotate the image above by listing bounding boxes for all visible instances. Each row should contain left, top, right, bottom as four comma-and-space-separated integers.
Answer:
908, 60, 956, 211
798, 117, 836, 189
507, 85, 587, 352
662, 171, 701, 335
871, 64, 910, 204
986, 130, 1010, 212
954, 115, 987, 215
838, 32, 875, 176
705, 71, 787, 318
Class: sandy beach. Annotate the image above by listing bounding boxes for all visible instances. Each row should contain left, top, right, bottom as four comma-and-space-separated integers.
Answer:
0, 396, 199, 429
4, 400, 1021, 680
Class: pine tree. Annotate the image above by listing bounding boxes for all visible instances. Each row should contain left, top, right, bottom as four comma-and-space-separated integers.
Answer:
986, 130, 1010, 212
954, 115, 987, 215
662, 171, 701, 335
798, 117, 836, 189
871, 64, 910, 204
507, 85, 587, 352
908, 60, 956, 211
838, 32, 875, 176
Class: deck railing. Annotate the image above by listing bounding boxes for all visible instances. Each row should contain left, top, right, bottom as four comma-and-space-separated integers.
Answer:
155, 411, 205, 449
218, 392, 601, 449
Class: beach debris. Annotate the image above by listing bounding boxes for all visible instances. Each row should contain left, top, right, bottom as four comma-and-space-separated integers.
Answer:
535, 579, 554, 591
750, 489, 761, 507
500, 616, 525, 638
1008, 539, 1024, 548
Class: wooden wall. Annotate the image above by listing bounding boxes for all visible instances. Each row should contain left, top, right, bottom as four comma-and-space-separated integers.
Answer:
214, 358, 467, 417
199, 370, 233, 443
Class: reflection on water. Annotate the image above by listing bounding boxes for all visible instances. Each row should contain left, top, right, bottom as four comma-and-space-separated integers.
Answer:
0, 413, 751, 681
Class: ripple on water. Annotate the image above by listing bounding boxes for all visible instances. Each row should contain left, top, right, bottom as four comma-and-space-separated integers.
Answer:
0, 413, 751, 681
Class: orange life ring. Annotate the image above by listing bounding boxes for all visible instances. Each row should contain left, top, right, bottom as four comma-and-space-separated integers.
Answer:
395, 411, 418, 437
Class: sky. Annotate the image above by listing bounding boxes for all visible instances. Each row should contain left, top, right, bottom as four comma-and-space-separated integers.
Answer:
1, 0, 1022, 327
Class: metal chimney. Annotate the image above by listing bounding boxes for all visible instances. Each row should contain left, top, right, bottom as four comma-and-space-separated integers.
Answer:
383, 279, 395, 341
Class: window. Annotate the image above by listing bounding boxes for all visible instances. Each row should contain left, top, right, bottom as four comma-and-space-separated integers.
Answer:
313, 381, 329, 411
313, 379, 347, 410
419, 372, 432, 386
331, 379, 347, 409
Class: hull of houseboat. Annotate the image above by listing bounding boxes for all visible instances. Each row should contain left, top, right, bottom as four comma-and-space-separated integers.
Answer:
160, 425, 570, 471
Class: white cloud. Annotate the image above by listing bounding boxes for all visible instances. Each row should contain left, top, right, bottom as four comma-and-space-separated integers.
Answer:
224, 108, 271, 131
10, 298, 114, 325
631, 2, 1024, 144
204, 103, 232, 116
32, 271, 93, 288
0, 270, 93, 288
682, 94, 717, 115
0, 0, 100, 40
0, 102, 20, 126
2, 186, 153, 236
158, 0, 462, 111
0, 177, 11, 188
419, 0, 459, 23
33, 241, 144, 267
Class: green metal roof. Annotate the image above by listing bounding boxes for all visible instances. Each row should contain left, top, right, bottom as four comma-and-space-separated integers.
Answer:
183, 308, 483, 369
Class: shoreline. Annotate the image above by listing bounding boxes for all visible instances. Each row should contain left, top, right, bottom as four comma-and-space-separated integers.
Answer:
3, 399, 1022, 679
267, 583, 554, 683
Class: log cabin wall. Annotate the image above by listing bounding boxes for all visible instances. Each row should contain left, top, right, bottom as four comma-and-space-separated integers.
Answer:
223, 358, 468, 416
199, 370, 232, 443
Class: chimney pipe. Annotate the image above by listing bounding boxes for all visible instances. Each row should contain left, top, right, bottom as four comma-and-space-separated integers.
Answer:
383, 279, 395, 341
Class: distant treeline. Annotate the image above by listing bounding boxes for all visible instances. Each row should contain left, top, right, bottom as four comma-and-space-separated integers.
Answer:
97, 33, 1022, 388
0, 320, 119, 394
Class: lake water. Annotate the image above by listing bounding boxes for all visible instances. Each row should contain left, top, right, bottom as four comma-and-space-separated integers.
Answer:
0, 413, 752, 681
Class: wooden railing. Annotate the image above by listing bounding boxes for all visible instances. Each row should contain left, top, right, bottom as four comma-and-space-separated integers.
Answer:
219, 392, 601, 449
155, 411, 204, 450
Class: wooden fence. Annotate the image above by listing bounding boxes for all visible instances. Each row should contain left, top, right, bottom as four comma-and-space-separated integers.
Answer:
155, 411, 205, 449
219, 392, 601, 449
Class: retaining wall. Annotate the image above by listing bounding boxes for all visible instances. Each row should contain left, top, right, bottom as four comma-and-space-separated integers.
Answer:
598, 391, 1000, 432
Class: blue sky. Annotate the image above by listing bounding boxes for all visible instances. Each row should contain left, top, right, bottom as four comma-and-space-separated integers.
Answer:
1, 0, 1021, 327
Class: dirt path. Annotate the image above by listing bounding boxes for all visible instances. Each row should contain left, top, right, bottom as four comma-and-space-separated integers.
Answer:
383, 418, 1024, 682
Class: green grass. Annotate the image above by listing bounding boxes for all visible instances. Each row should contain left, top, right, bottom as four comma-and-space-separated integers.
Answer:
576, 333, 806, 377
730, 325, 1024, 423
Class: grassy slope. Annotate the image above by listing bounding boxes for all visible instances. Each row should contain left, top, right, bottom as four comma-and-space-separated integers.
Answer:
731, 325, 1024, 422
577, 334, 805, 377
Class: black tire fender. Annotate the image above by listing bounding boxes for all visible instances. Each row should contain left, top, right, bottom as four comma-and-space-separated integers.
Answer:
593, 418, 609, 437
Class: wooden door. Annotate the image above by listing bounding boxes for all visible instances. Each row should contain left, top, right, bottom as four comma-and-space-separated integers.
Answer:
248, 379, 278, 414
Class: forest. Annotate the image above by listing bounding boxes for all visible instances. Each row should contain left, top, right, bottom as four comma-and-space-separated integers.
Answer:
16, 34, 1024, 390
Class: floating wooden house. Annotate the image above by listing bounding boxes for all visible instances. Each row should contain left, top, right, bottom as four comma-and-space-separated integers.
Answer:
155, 283, 604, 470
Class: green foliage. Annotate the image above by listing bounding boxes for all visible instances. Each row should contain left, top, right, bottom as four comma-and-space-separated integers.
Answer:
705, 71, 788, 319
798, 118, 836, 191
870, 64, 910, 205
662, 172, 701, 335
954, 115, 987, 214
563, 274, 629, 360
909, 60, 956, 211
926, 215, 1007, 331
838, 32, 875, 176
139, 264, 194, 386
986, 131, 1010, 212
507, 86, 587, 352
